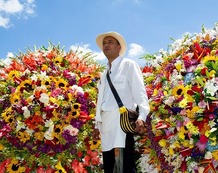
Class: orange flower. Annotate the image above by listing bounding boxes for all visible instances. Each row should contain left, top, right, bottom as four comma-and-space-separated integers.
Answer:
22, 54, 37, 69
25, 114, 43, 130
5, 60, 25, 72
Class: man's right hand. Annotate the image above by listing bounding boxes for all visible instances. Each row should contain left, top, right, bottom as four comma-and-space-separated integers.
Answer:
92, 129, 100, 140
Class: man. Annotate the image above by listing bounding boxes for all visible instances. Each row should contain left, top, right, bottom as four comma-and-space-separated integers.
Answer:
93, 31, 150, 173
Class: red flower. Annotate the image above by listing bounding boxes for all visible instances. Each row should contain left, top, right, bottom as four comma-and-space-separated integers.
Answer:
84, 92, 89, 99
142, 66, 153, 73
0, 159, 10, 173
200, 67, 208, 76
78, 76, 91, 86
180, 160, 187, 172
71, 159, 87, 173
36, 166, 45, 173
200, 134, 208, 144
179, 148, 192, 157
77, 151, 83, 158
83, 155, 91, 166
25, 114, 43, 130
79, 111, 91, 122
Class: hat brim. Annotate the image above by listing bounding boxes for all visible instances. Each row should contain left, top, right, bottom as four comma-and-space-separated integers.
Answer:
96, 31, 127, 57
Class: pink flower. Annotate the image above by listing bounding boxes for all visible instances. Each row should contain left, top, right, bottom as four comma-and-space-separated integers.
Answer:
198, 100, 207, 109
196, 140, 206, 152
50, 88, 62, 97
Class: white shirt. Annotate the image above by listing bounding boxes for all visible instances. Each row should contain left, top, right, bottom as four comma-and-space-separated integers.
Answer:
95, 57, 150, 151
101, 57, 150, 121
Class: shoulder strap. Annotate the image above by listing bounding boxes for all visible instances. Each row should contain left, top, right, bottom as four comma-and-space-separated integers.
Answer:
106, 71, 124, 108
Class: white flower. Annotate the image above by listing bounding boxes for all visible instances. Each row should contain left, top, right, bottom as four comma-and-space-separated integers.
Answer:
39, 93, 49, 105
44, 119, 54, 140
45, 119, 54, 128
16, 120, 26, 132
44, 127, 54, 140
210, 127, 217, 133
22, 106, 30, 118
26, 127, 34, 135
71, 85, 84, 94
138, 154, 158, 173
30, 74, 38, 82
204, 151, 212, 159
57, 95, 64, 100
38, 71, 48, 80
204, 78, 218, 96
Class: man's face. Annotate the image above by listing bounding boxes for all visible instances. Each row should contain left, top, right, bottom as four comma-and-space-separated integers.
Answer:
102, 36, 121, 59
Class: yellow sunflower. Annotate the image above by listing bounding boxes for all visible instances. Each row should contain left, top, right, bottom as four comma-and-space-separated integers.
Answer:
67, 92, 75, 102
41, 64, 48, 71
55, 78, 68, 89
53, 124, 63, 140
16, 130, 30, 143
186, 106, 200, 118
202, 55, 216, 64
41, 77, 52, 87
34, 132, 44, 141
7, 70, 21, 81
10, 93, 21, 104
55, 162, 67, 173
1, 107, 13, 122
19, 79, 33, 92
70, 110, 80, 118
1, 107, 16, 128
172, 85, 185, 98
53, 56, 63, 66
51, 109, 60, 122
72, 103, 81, 110
212, 150, 218, 160
212, 39, 218, 49
6, 159, 26, 173
89, 140, 101, 150
0, 143, 4, 151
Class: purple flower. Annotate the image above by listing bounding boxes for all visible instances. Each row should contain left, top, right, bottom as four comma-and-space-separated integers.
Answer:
62, 130, 78, 144
71, 119, 83, 129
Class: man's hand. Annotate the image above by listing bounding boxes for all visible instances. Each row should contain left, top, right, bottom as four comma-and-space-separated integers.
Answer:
92, 128, 100, 140
135, 119, 145, 134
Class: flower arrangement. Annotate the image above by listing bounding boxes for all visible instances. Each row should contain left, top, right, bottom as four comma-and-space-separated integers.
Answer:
0, 43, 103, 173
139, 23, 218, 172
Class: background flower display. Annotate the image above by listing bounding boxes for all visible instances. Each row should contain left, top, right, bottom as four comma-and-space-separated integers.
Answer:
1, 24, 218, 173
139, 24, 218, 172
0, 43, 103, 173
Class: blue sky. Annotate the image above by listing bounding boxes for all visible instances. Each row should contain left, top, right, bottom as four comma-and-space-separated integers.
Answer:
0, 0, 218, 66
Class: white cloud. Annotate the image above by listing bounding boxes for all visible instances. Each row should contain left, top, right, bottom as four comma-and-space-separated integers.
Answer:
70, 43, 106, 61
0, 0, 36, 28
94, 51, 106, 61
0, 52, 13, 66
128, 43, 145, 58
0, 16, 10, 28
127, 43, 147, 66
70, 43, 92, 55
69, 42, 146, 66
0, 0, 23, 13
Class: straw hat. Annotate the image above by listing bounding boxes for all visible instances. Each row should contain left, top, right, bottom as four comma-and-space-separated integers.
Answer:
96, 31, 127, 57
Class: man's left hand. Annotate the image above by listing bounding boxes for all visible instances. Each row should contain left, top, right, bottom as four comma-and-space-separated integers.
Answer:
135, 119, 145, 134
